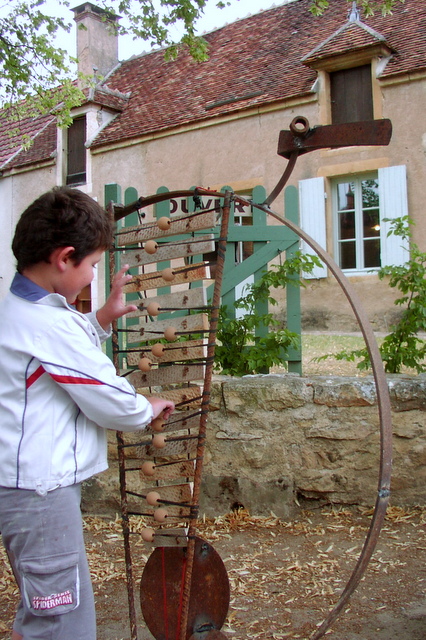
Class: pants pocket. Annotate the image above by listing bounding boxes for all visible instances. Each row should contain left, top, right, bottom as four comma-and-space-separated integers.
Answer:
20, 552, 80, 617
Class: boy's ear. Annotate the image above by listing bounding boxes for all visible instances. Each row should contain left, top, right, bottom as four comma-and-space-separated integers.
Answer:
51, 246, 76, 272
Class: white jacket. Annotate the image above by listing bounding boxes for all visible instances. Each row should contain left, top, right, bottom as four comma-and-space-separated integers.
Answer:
0, 273, 153, 495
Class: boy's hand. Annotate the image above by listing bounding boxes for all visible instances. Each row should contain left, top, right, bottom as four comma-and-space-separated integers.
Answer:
96, 264, 137, 331
148, 397, 175, 420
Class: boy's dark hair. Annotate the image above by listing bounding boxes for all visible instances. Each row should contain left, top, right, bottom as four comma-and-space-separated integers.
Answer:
12, 186, 114, 273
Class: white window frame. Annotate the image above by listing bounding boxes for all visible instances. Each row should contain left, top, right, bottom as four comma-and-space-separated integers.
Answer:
299, 166, 409, 278
332, 172, 381, 275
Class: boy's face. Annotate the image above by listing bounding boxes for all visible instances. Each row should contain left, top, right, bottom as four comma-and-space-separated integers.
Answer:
60, 249, 104, 305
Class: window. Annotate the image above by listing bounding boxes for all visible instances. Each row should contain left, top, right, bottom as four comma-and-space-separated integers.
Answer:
299, 167, 409, 279
330, 64, 373, 124
75, 284, 92, 314
334, 175, 380, 271
234, 197, 254, 265
67, 116, 86, 185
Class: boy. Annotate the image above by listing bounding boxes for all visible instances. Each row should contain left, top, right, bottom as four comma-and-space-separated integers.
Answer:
0, 186, 174, 640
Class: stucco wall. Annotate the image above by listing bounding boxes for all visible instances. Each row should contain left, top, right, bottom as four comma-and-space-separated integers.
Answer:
2, 69, 425, 328
0, 166, 56, 298
90, 75, 425, 331
82, 373, 426, 519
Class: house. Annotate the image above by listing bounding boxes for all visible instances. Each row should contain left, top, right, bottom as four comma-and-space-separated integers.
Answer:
1, 0, 424, 332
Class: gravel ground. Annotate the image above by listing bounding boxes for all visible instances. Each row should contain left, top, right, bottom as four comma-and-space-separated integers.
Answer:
1, 334, 424, 640
3, 505, 425, 640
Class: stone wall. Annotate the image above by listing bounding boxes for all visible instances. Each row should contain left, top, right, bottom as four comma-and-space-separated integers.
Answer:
82, 374, 426, 518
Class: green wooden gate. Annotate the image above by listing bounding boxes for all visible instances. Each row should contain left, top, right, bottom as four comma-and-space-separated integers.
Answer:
104, 183, 302, 373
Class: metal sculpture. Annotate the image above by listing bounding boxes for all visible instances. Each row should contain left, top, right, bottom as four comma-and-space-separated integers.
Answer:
108, 116, 393, 640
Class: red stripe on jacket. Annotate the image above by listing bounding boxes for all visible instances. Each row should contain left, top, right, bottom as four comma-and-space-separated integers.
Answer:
26, 365, 46, 388
50, 374, 103, 386
27, 366, 103, 389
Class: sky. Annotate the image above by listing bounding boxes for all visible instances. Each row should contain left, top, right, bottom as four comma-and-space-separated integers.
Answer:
40, 0, 292, 61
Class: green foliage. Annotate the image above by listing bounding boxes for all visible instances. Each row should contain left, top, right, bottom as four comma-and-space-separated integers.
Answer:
329, 216, 426, 374
0, 0, 220, 126
310, 0, 405, 17
103, 0, 211, 60
214, 251, 322, 376
0, 1, 85, 124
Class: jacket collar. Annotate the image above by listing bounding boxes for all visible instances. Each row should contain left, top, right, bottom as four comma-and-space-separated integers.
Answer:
11, 272, 51, 302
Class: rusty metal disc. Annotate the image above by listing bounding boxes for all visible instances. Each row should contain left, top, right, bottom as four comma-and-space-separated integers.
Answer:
140, 536, 230, 640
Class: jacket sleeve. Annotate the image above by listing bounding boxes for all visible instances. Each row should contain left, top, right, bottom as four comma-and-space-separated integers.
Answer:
85, 310, 111, 344
34, 312, 153, 432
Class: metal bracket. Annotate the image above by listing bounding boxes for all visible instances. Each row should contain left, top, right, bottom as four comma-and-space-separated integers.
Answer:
264, 116, 392, 206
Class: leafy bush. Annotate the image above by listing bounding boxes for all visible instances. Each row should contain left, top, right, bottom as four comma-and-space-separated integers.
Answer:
326, 216, 426, 374
214, 252, 322, 376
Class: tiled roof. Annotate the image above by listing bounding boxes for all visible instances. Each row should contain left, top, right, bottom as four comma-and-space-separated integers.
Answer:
3, 119, 57, 171
0, 112, 56, 171
302, 19, 393, 65
1, 0, 425, 169
84, 86, 130, 111
91, 0, 426, 149
0, 85, 127, 173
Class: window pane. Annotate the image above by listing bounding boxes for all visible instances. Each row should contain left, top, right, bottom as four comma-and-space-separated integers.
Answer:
361, 179, 379, 208
340, 241, 356, 269
337, 182, 355, 211
364, 238, 381, 268
363, 208, 380, 238
339, 210, 355, 239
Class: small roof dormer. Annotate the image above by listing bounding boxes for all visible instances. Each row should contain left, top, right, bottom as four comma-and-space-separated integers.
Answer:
301, 4, 394, 72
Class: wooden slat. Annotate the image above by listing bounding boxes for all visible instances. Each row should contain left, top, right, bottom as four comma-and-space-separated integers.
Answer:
125, 288, 206, 319
145, 412, 201, 435
116, 428, 196, 448
125, 313, 210, 343
119, 412, 201, 437
124, 263, 210, 293
128, 364, 205, 388
123, 235, 215, 268
116, 210, 216, 246
140, 483, 193, 506
150, 527, 189, 548
139, 459, 195, 482
137, 435, 198, 459
126, 339, 207, 366
145, 504, 191, 520
141, 385, 202, 408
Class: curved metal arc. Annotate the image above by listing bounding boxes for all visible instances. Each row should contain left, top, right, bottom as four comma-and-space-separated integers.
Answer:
248, 200, 393, 640
114, 186, 392, 639
112, 188, 228, 221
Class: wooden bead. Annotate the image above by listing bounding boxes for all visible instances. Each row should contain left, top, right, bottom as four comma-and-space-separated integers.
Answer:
138, 357, 152, 372
144, 240, 158, 254
152, 433, 166, 448
141, 528, 155, 542
157, 217, 171, 230
161, 267, 175, 282
154, 507, 168, 523
146, 302, 161, 316
146, 490, 161, 506
151, 343, 164, 357
151, 418, 165, 433
141, 461, 156, 476
164, 326, 177, 342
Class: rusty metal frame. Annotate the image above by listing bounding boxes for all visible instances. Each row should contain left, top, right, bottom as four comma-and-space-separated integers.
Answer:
108, 115, 393, 639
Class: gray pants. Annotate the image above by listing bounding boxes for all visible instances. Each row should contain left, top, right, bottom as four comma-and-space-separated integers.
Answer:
0, 484, 96, 640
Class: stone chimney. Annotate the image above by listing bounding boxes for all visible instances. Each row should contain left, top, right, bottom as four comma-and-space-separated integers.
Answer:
72, 3, 120, 79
